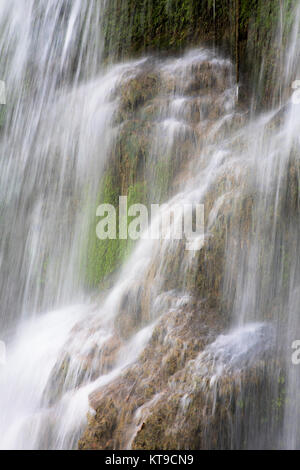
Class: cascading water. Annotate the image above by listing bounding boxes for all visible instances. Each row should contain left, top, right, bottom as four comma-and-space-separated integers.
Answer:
0, 0, 300, 451
0, 0, 149, 449
0, 0, 110, 325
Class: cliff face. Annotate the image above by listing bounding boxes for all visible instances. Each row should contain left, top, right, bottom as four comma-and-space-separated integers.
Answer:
102, 0, 295, 108
85, 0, 296, 293
85, 50, 236, 289
76, 1, 300, 450
76, 48, 281, 449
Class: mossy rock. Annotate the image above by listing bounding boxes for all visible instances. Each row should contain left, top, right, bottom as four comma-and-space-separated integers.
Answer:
119, 71, 160, 114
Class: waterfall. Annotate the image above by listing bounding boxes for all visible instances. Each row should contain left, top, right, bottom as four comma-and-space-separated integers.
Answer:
0, 0, 300, 450
0, 0, 111, 325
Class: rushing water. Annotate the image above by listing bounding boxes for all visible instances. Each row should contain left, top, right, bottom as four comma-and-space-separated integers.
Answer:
0, 0, 111, 325
0, 0, 300, 450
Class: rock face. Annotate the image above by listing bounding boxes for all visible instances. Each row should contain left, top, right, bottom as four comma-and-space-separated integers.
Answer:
78, 308, 281, 450
102, 0, 296, 109
78, 303, 226, 450
77, 50, 280, 450
66, 34, 299, 448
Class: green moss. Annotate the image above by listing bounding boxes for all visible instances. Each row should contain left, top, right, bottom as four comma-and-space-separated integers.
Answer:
85, 172, 147, 288
244, 0, 295, 107
85, 172, 120, 288
103, 0, 297, 108
102, 0, 227, 61
0, 104, 6, 127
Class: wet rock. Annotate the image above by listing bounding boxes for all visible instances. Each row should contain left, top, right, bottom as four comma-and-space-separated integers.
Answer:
119, 70, 160, 115
43, 328, 123, 407
78, 302, 226, 449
